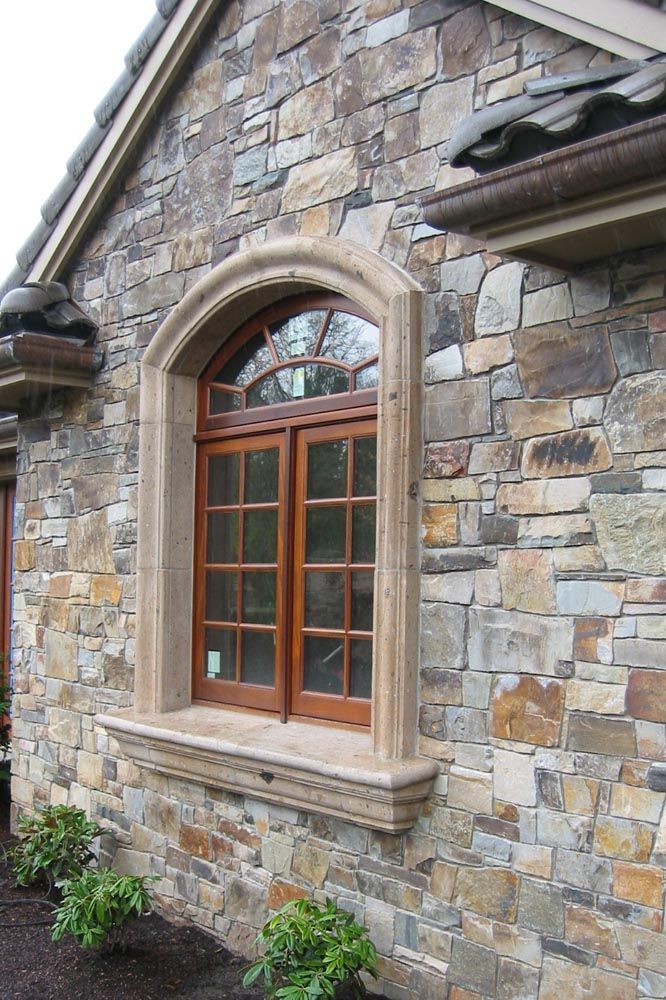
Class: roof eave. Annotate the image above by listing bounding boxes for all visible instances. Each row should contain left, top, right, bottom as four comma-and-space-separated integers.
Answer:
421, 114, 666, 272
483, 0, 665, 59
21, 0, 222, 288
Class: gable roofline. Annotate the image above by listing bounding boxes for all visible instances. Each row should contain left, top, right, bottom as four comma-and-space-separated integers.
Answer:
3, 0, 221, 296
484, 0, 665, 59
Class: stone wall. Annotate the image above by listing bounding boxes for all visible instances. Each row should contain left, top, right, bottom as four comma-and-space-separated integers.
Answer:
10, 1, 666, 998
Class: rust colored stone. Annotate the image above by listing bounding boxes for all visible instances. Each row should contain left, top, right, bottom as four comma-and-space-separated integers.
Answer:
574, 617, 614, 663
423, 440, 470, 478
521, 427, 612, 479
613, 861, 664, 909
594, 816, 654, 863
422, 503, 458, 547
268, 879, 308, 910
490, 674, 564, 746
626, 669, 666, 723
495, 802, 520, 823
179, 824, 212, 861
514, 322, 617, 398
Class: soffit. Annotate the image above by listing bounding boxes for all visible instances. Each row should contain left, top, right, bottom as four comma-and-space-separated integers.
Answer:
483, 0, 666, 59
3, 0, 222, 296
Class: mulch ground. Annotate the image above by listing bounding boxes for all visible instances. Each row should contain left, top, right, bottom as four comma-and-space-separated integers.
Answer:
0, 790, 388, 999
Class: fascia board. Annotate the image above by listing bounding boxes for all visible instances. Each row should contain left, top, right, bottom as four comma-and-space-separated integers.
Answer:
26, 0, 222, 284
484, 0, 664, 58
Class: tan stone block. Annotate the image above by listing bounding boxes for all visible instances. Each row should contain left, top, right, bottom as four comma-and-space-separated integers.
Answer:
498, 549, 556, 614
475, 569, 501, 606
44, 629, 78, 681
49, 574, 72, 599
512, 843, 552, 879
503, 399, 572, 439
14, 541, 35, 571
565, 680, 626, 715
554, 545, 606, 572
594, 816, 654, 863
496, 477, 590, 515
77, 751, 103, 789
447, 766, 493, 814
278, 80, 334, 140
292, 844, 329, 887
626, 578, 666, 603
464, 335, 513, 375
565, 905, 620, 958
539, 955, 634, 1000
567, 714, 636, 755
300, 204, 330, 236
281, 147, 356, 213
492, 922, 542, 967
90, 575, 122, 606
430, 860, 457, 902
490, 674, 564, 746
422, 477, 479, 502
67, 509, 115, 574
613, 861, 664, 909
562, 775, 599, 816
455, 867, 520, 922
615, 922, 666, 974
144, 790, 180, 842
462, 911, 493, 947
422, 503, 457, 547
611, 784, 664, 824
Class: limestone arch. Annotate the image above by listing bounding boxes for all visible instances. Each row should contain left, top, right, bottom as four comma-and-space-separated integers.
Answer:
135, 236, 424, 759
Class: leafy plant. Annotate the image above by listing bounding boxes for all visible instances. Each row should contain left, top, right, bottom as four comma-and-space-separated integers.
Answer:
243, 897, 378, 999
52, 868, 156, 952
11, 804, 103, 886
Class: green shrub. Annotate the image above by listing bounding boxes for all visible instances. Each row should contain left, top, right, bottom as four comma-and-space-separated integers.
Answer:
243, 897, 378, 999
52, 867, 156, 952
0, 675, 10, 771
11, 804, 103, 886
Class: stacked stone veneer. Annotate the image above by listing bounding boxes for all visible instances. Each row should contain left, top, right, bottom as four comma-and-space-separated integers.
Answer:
9, 1, 666, 997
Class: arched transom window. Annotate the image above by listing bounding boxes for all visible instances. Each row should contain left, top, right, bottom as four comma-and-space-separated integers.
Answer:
193, 295, 379, 726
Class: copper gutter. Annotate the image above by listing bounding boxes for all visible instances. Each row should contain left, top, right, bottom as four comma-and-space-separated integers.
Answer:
421, 114, 666, 234
0, 332, 103, 375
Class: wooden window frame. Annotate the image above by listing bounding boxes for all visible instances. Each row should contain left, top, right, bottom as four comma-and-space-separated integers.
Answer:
193, 297, 378, 727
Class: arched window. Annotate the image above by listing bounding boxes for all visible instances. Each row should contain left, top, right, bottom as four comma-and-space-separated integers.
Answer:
193, 296, 378, 726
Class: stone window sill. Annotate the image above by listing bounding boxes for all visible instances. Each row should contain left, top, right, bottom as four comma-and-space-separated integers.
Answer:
96, 706, 438, 833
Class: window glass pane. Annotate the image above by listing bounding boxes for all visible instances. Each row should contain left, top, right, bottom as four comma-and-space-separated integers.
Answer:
246, 364, 349, 408
353, 437, 376, 497
355, 361, 378, 390
270, 310, 327, 362
350, 639, 372, 699
215, 332, 273, 387
244, 448, 279, 504
307, 439, 348, 500
351, 571, 373, 632
206, 511, 239, 565
242, 572, 276, 625
204, 628, 236, 681
208, 453, 240, 507
210, 388, 241, 414
303, 636, 344, 695
241, 631, 275, 686
319, 312, 379, 366
305, 571, 345, 629
352, 505, 376, 564
205, 571, 237, 623
306, 506, 346, 564
243, 510, 277, 564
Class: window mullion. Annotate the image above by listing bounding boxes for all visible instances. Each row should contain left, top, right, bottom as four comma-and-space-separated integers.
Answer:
280, 426, 295, 724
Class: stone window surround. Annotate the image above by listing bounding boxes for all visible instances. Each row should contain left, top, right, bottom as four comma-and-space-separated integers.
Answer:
97, 236, 439, 832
